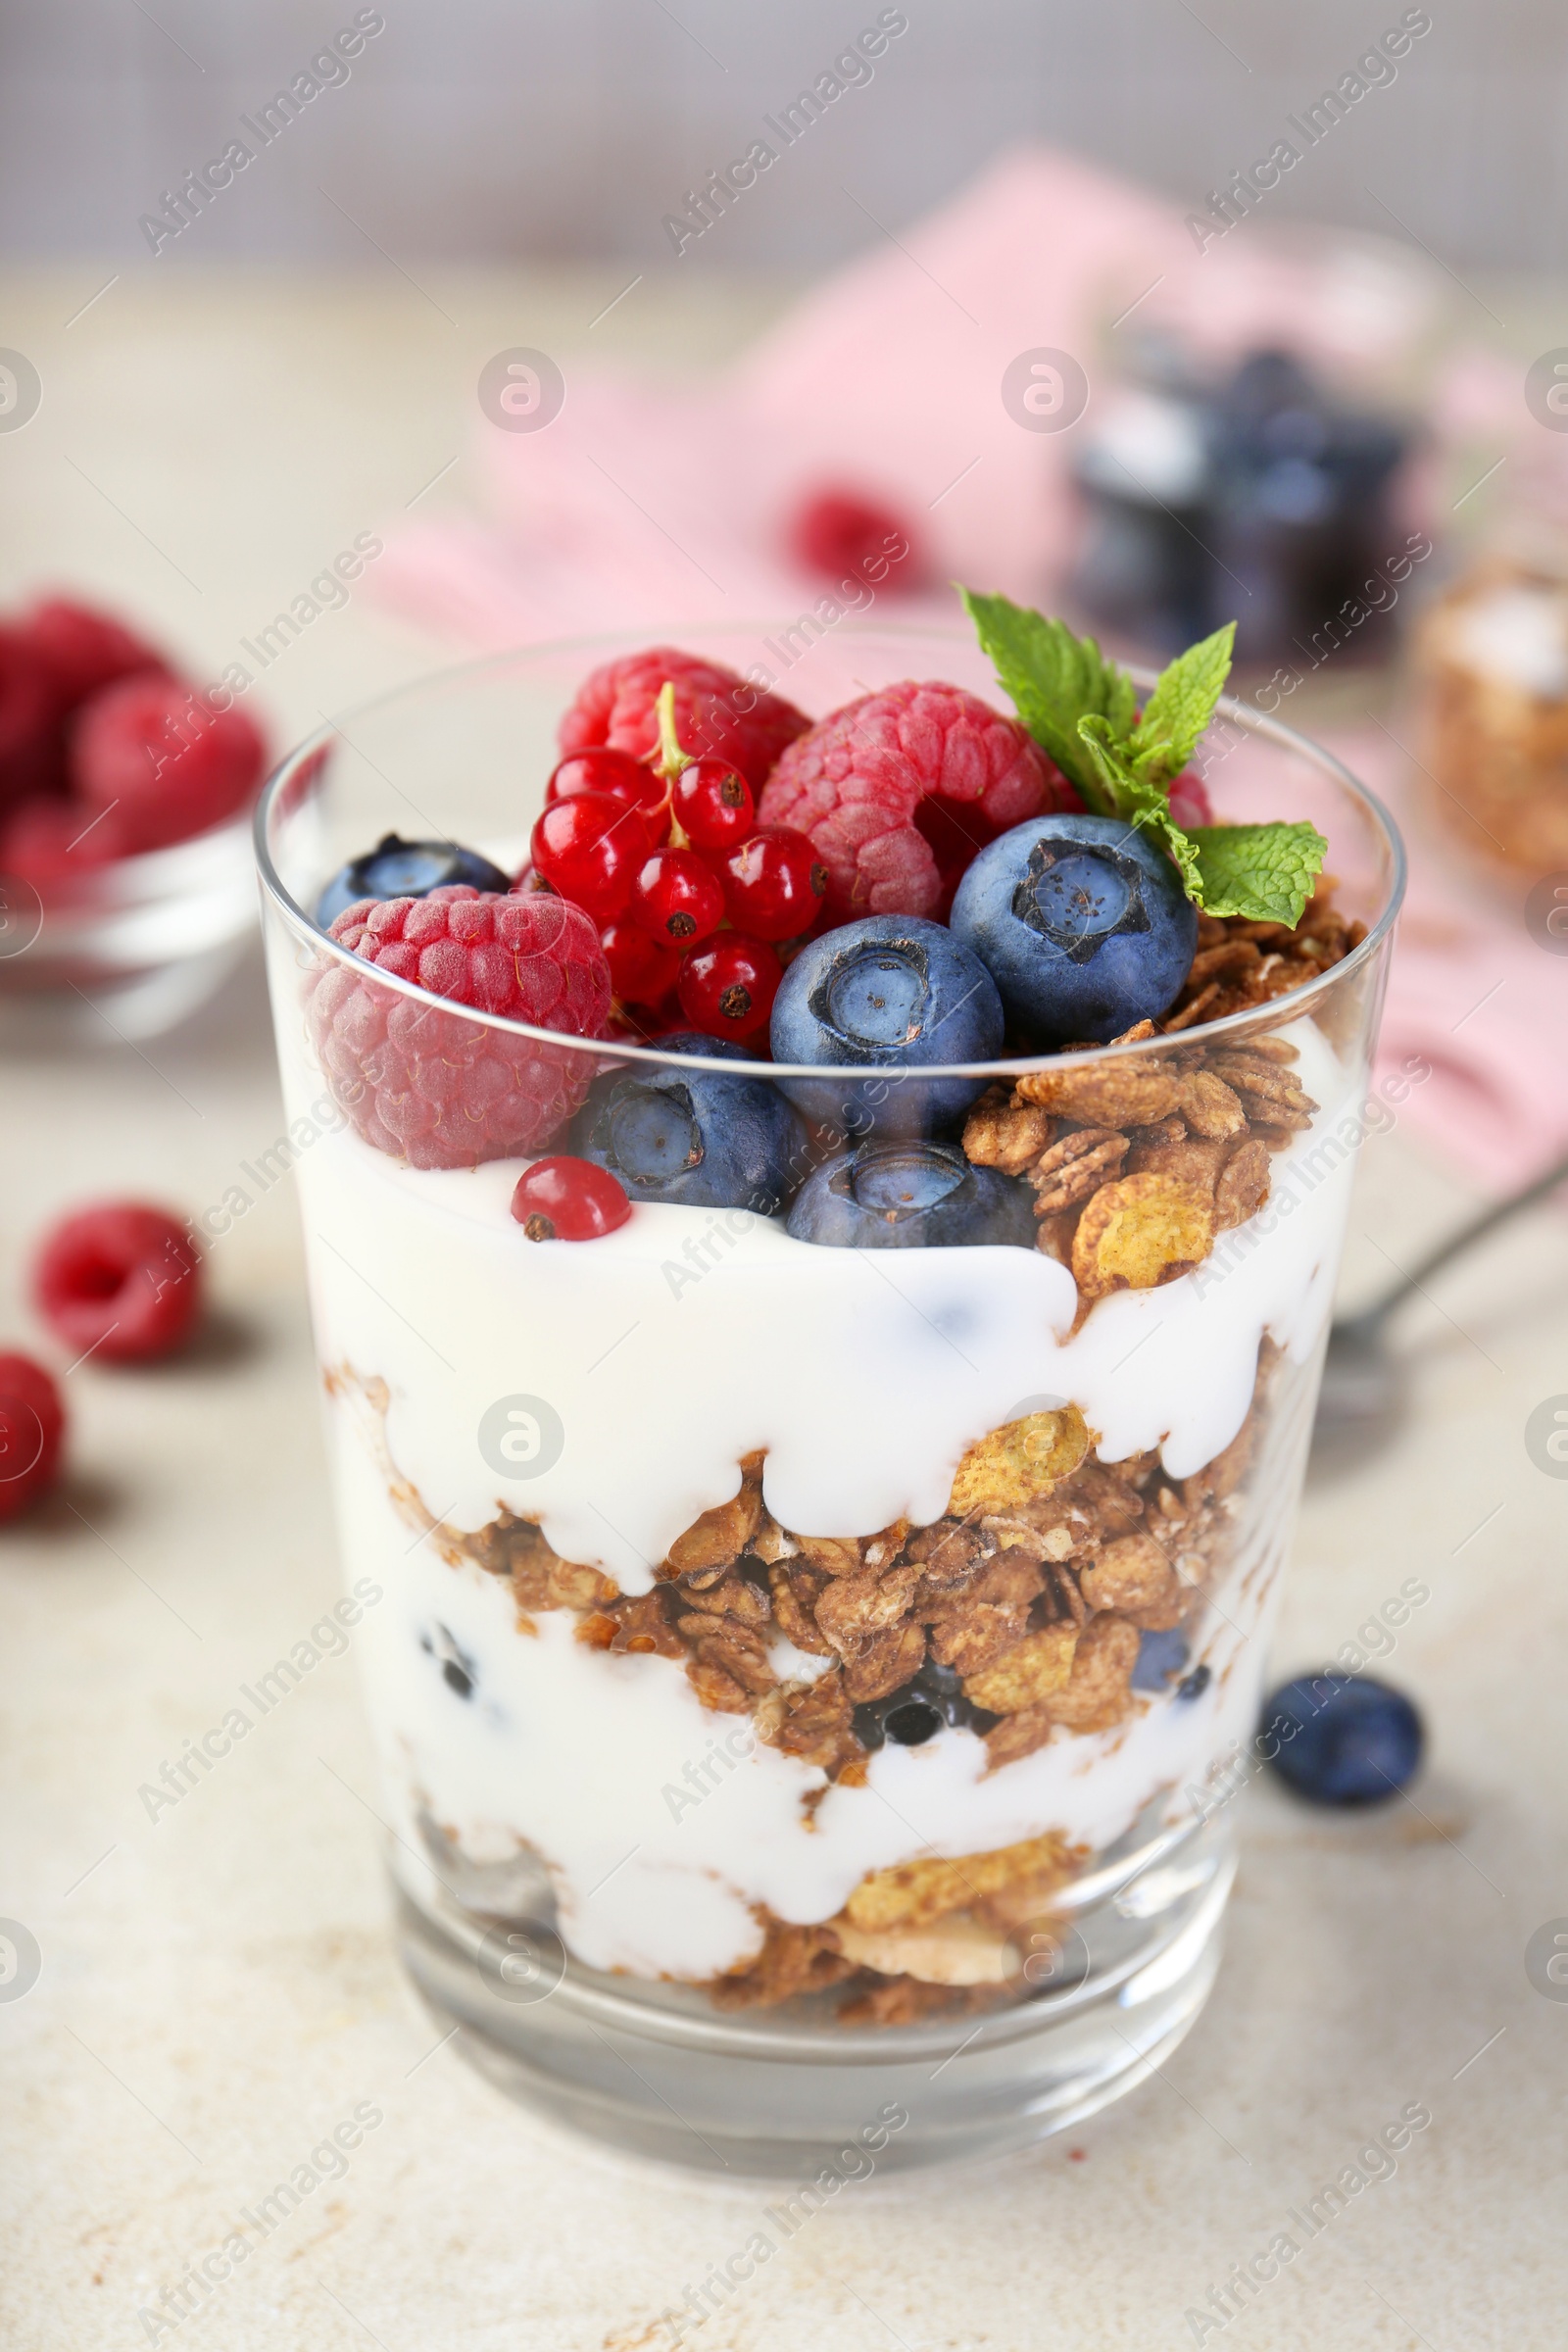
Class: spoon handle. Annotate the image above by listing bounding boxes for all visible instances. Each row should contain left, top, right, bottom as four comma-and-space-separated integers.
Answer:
1362, 1145, 1568, 1329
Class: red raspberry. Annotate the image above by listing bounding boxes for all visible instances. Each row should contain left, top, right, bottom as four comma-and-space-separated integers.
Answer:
785, 487, 925, 591
758, 680, 1074, 922
0, 797, 128, 902
72, 675, 268, 855
23, 597, 168, 710
32, 1203, 202, 1363
1168, 770, 1213, 830
558, 647, 809, 794
677, 933, 780, 1040
0, 1352, 65, 1520
512, 1156, 631, 1242
0, 625, 60, 812
309, 887, 611, 1170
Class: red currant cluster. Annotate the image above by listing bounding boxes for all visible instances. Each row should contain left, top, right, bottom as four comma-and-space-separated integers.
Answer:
528, 686, 827, 1043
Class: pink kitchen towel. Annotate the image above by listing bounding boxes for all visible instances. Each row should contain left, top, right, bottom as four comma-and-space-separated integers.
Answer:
369, 145, 1564, 1194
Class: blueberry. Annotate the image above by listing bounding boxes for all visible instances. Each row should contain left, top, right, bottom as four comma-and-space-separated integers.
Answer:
1131, 1627, 1191, 1692
786, 1139, 1035, 1250
317, 832, 511, 928
950, 812, 1199, 1047
1261, 1673, 1424, 1807
854, 1660, 998, 1751
574, 1032, 806, 1214
420, 1622, 477, 1701
769, 914, 1004, 1137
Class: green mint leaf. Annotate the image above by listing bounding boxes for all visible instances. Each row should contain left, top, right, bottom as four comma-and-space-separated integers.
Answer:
960, 587, 1136, 809
1128, 622, 1236, 786
1185, 821, 1329, 926
1077, 714, 1326, 922
1076, 715, 1203, 893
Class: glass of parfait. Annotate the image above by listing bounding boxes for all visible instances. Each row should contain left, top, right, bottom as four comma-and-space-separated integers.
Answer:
255, 615, 1402, 2176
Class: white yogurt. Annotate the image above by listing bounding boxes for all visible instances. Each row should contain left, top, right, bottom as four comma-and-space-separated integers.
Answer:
288, 1015, 1364, 1980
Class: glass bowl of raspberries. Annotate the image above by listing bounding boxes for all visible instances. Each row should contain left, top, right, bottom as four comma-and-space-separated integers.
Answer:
255, 601, 1404, 2174
0, 595, 269, 1043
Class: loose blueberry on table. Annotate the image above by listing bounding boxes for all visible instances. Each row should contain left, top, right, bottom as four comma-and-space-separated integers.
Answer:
1261, 1673, 1425, 1806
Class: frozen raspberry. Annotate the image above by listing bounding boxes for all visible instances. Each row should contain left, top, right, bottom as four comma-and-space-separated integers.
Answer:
758, 680, 1074, 922
558, 647, 809, 794
0, 1352, 65, 1521
0, 797, 127, 903
0, 625, 60, 812
309, 887, 611, 1170
72, 675, 268, 854
785, 486, 926, 592
23, 597, 168, 710
32, 1203, 202, 1363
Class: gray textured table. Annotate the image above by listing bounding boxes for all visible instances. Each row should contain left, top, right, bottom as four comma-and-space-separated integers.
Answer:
2, 268, 1564, 2351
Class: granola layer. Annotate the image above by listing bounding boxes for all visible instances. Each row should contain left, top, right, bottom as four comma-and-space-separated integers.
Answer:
373, 1342, 1277, 2012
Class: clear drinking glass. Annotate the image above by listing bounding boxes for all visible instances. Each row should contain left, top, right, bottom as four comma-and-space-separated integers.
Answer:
255, 626, 1403, 2176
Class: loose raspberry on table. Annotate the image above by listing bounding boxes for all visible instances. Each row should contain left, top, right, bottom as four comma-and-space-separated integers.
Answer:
71, 674, 268, 855
758, 679, 1076, 922
308, 887, 612, 1169
0, 1352, 65, 1521
558, 647, 809, 793
33, 1202, 202, 1362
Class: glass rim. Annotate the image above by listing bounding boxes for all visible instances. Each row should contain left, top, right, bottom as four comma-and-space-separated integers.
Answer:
252, 622, 1407, 1083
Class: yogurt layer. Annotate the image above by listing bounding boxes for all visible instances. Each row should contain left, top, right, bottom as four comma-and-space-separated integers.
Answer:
293, 1017, 1358, 1592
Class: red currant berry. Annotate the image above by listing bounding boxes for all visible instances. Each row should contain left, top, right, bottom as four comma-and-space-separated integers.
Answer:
677, 934, 781, 1039
530, 793, 651, 921
671, 756, 755, 851
600, 916, 683, 1007
511, 1155, 631, 1242
629, 846, 725, 948
545, 746, 665, 819
719, 825, 828, 943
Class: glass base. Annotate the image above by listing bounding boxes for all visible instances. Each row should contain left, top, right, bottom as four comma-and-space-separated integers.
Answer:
391, 1820, 1235, 2178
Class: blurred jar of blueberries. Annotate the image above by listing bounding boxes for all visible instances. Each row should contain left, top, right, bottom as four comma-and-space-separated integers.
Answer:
1071, 341, 1414, 664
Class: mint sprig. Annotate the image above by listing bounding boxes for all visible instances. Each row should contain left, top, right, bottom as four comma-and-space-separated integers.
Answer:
1182, 822, 1330, 926
961, 590, 1327, 928
959, 587, 1135, 810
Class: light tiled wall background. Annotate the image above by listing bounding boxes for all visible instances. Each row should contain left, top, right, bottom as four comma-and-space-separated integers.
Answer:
1, 0, 1562, 270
